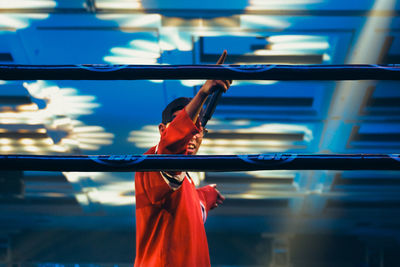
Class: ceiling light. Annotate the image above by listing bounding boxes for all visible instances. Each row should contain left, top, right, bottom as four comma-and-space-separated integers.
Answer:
95, 0, 142, 9
0, 0, 56, 9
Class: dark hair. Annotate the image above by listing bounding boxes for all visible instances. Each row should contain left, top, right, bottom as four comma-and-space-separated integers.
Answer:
162, 97, 204, 124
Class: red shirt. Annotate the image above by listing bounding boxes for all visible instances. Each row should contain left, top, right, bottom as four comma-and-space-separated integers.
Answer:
134, 109, 217, 267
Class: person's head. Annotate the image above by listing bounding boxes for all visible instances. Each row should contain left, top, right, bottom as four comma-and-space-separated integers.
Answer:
159, 97, 207, 155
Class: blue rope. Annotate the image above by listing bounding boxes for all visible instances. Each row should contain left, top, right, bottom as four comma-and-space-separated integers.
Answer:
1, 64, 399, 80
0, 154, 399, 172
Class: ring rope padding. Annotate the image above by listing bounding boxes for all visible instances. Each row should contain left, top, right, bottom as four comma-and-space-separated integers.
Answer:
0, 154, 399, 172
0, 64, 399, 80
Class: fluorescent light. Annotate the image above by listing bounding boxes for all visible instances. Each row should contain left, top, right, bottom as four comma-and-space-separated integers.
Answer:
50, 145, 67, 152
95, 0, 141, 9
323, 53, 331, 61
17, 103, 38, 111
111, 47, 160, 59
0, 14, 50, 29
269, 42, 329, 50
1, 146, 13, 152
74, 133, 114, 138
150, 80, 164, 84
247, 0, 321, 9
159, 40, 176, 51
240, 15, 290, 28
24, 146, 40, 152
77, 143, 101, 150
180, 80, 206, 87
0, 14, 29, 28
267, 35, 327, 43
76, 138, 113, 145
0, 0, 56, 9
61, 138, 79, 146
0, 139, 11, 145
248, 170, 296, 178
19, 138, 34, 145
24, 81, 100, 118
129, 40, 160, 53
104, 56, 157, 64
73, 126, 105, 133
96, 14, 161, 28
254, 50, 309, 55
160, 29, 192, 51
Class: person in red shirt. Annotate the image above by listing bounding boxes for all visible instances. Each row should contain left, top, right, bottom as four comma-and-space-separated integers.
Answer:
134, 51, 231, 266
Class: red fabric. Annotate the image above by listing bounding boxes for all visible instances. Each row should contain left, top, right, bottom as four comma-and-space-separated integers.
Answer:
134, 109, 212, 267
197, 185, 219, 212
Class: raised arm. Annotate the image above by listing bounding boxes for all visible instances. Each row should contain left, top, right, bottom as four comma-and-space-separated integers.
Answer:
185, 50, 232, 123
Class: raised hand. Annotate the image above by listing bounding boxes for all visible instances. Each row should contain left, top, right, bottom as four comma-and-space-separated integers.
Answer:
200, 50, 232, 96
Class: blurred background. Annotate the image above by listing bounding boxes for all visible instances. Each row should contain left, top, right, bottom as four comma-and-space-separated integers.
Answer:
0, 0, 400, 266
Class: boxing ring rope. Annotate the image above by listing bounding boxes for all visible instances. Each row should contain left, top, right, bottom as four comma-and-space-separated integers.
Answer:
1, 64, 400, 80
1, 64, 399, 172
0, 154, 399, 172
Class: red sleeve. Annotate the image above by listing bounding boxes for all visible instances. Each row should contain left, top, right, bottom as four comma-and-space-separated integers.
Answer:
157, 108, 200, 155
197, 185, 219, 214
137, 171, 173, 207
139, 109, 201, 206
